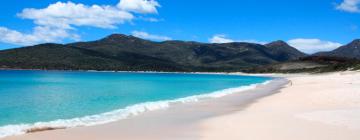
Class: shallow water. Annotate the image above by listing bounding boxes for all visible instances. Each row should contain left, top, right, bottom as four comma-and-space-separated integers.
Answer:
0, 70, 271, 137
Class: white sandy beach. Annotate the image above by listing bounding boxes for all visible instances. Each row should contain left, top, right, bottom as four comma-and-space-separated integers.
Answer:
2, 71, 360, 140
201, 71, 360, 140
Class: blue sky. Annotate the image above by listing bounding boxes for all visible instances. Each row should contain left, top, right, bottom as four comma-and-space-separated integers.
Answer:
0, 0, 359, 54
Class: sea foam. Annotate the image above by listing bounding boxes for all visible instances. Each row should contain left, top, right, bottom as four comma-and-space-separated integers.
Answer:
0, 80, 271, 138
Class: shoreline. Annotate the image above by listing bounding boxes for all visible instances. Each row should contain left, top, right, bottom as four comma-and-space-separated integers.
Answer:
0, 68, 236, 74
0, 68, 308, 77
1, 76, 288, 140
0, 68, 242, 76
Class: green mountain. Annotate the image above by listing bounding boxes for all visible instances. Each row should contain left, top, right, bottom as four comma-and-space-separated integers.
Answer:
265, 40, 307, 61
243, 39, 360, 73
314, 39, 360, 59
0, 34, 306, 72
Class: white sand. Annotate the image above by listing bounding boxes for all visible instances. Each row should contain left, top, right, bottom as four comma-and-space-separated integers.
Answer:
200, 71, 360, 140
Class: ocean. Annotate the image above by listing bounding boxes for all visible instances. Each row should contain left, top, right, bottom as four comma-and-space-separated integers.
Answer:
0, 70, 271, 137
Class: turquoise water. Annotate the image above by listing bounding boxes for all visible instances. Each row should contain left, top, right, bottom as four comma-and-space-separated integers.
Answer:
0, 70, 271, 137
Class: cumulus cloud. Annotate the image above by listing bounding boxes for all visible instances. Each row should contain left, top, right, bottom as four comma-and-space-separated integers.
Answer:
18, 2, 134, 29
287, 38, 342, 54
132, 31, 171, 41
0, 26, 79, 46
209, 34, 266, 44
0, 0, 160, 46
336, 0, 360, 13
118, 0, 160, 14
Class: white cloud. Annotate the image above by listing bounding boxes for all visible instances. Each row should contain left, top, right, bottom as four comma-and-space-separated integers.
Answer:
132, 31, 171, 41
209, 34, 266, 44
0, 0, 160, 46
0, 26, 79, 46
237, 39, 267, 45
336, 0, 360, 13
118, 0, 160, 14
287, 38, 342, 54
209, 35, 235, 43
18, 1, 134, 29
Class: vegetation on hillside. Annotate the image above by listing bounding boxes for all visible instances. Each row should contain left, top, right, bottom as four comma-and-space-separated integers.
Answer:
0, 34, 306, 72
0, 34, 359, 73
314, 39, 360, 59
244, 56, 360, 73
